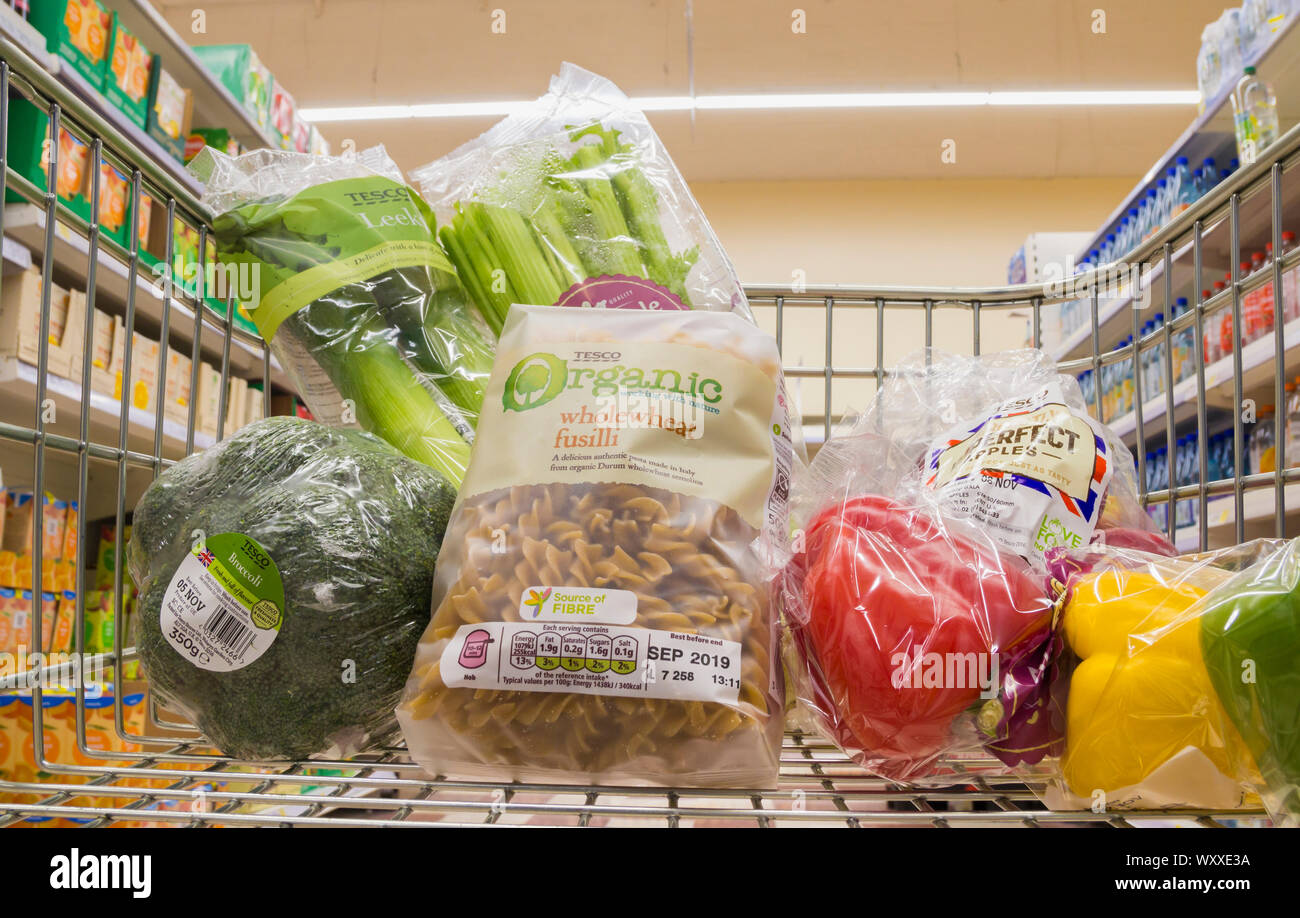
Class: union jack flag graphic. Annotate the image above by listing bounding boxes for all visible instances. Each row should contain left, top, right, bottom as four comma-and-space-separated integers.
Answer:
197, 549, 215, 567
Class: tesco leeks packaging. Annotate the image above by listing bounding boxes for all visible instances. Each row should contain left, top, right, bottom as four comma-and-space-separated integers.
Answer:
193, 145, 496, 487
411, 63, 754, 335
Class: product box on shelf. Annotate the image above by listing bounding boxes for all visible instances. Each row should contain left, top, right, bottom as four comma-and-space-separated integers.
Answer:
87, 309, 123, 397
163, 348, 192, 425
89, 159, 131, 248
3, 99, 95, 224
245, 382, 265, 426
223, 375, 248, 433
28, 0, 112, 89
308, 123, 330, 156
184, 126, 240, 164
195, 360, 222, 437
2, 490, 35, 555
0, 268, 83, 378
61, 502, 78, 565
112, 331, 161, 416
270, 392, 314, 420
270, 82, 296, 150
145, 56, 193, 162
291, 112, 311, 154
103, 13, 151, 129
135, 190, 155, 255
192, 43, 273, 135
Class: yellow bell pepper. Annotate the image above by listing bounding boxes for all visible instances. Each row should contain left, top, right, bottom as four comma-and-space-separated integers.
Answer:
1061, 569, 1258, 804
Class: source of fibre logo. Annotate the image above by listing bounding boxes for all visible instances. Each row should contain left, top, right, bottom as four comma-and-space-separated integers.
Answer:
522, 587, 552, 618
503, 352, 568, 412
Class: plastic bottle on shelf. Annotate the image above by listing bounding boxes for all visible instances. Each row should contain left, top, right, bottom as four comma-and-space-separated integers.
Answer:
1261, 246, 1277, 337
1155, 445, 1170, 531
1174, 296, 1193, 381
1219, 10, 1245, 90
1172, 156, 1195, 219
1282, 230, 1299, 322
1202, 287, 1220, 364
1152, 313, 1167, 394
1175, 436, 1193, 529
1251, 404, 1276, 474
1198, 22, 1224, 104
1202, 157, 1218, 195
1286, 379, 1300, 468
1231, 66, 1280, 166
1241, 0, 1263, 55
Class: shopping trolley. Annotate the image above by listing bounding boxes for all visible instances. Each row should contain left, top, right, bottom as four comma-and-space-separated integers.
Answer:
0, 30, 1290, 827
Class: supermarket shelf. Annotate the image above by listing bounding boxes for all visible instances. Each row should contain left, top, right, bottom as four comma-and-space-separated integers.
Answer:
1, 233, 32, 272
1075, 10, 1300, 263
114, 0, 279, 153
3, 203, 284, 388
0, 356, 213, 460
0, 733, 1269, 827
1107, 314, 1300, 443
1172, 482, 1300, 551
1051, 232, 1204, 363
1053, 164, 1300, 365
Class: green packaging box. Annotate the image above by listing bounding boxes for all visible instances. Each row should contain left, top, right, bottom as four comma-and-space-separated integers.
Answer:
29, 0, 113, 89
103, 13, 152, 129
145, 55, 192, 162
192, 43, 273, 136
3, 98, 93, 224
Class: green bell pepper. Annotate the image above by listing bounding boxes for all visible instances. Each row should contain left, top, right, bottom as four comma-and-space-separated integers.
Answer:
1200, 537, 1300, 824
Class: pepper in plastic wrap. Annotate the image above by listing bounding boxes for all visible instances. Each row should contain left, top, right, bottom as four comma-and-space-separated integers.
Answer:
1200, 537, 1300, 825
787, 494, 1052, 779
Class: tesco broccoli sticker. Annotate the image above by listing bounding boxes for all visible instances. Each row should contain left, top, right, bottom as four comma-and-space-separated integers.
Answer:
160, 533, 286, 673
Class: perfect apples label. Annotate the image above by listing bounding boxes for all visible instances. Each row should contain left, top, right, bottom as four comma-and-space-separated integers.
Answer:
160, 533, 285, 673
923, 381, 1113, 559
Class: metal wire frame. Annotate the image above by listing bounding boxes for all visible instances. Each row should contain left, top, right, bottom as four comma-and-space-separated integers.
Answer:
0, 35, 1292, 826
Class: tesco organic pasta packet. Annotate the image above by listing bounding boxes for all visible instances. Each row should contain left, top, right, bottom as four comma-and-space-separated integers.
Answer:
411, 63, 754, 334
397, 304, 793, 787
780, 348, 1170, 780
1039, 539, 1300, 821
192, 144, 494, 486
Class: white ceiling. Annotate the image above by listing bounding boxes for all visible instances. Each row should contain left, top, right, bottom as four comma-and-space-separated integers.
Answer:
161, 0, 1231, 181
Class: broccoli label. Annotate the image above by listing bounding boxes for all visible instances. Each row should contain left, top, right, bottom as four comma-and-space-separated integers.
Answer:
159, 533, 285, 673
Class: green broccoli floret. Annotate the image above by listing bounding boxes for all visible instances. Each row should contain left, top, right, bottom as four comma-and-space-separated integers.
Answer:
129, 417, 456, 760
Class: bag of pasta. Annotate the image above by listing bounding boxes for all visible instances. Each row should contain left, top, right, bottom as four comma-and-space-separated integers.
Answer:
397, 304, 793, 787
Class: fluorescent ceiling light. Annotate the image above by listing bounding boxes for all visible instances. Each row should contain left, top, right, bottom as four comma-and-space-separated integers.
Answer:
301, 89, 1199, 123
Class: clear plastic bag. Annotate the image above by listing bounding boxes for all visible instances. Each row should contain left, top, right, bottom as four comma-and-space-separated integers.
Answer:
781, 347, 1165, 779
397, 305, 791, 787
193, 145, 493, 486
129, 417, 457, 760
410, 63, 754, 330
1039, 539, 1299, 818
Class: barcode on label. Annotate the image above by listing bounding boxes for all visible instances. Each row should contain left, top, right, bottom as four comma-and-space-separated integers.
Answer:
204, 608, 254, 657
767, 435, 792, 531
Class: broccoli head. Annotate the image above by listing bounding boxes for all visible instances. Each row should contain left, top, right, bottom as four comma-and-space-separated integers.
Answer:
130, 417, 456, 760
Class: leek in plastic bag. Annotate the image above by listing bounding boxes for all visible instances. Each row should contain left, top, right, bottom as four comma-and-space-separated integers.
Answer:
193, 145, 493, 485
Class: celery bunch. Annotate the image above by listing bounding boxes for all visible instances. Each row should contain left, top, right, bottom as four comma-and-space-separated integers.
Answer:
438, 126, 699, 334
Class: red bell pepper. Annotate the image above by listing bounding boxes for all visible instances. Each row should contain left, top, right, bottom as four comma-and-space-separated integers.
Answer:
788, 495, 1052, 778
